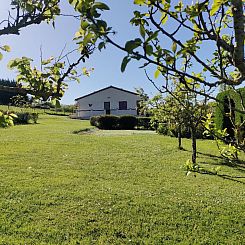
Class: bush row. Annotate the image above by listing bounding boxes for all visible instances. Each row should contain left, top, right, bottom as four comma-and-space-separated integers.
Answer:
90, 115, 210, 138
90, 115, 152, 130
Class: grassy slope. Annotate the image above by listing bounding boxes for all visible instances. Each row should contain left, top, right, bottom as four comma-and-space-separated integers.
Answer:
0, 115, 244, 244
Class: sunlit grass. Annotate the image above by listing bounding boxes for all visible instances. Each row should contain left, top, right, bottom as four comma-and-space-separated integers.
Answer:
0, 114, 244, 244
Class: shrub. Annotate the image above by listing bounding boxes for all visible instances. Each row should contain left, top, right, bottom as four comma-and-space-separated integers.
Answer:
14, 112, 39, 124
96, 115, 119, 130
137, 117, 152, 130
0, 111, 16, 128
14, 112, 31, 124
31, 113, 39, 124
119, 115, 137, 130
90, 116, 99, 127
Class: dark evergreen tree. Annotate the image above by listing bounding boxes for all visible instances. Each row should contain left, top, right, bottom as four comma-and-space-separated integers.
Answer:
0, 79, 18, 105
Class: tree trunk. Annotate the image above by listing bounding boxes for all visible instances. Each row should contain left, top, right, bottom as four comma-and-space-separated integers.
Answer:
190, 126, 197, 164
178, 124, 182, 149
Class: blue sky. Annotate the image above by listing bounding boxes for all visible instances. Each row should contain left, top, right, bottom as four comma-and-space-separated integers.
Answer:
1, 1, 223, 104
0, 1, 159, 105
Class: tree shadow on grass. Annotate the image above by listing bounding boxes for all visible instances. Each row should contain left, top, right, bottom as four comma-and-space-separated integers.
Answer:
184, 149, 245, 170
197, 169, 245, 185
198, 153, 245, 173
183, 149, 245, 183
197, 151, 224, 160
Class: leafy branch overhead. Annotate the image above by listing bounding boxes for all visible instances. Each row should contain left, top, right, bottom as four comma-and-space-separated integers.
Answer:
71, 0, 244, 92
1, 47, 94, 103
0, 0, 97, 102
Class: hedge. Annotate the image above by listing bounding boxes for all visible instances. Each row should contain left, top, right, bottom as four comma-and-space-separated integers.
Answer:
119, 115, 137, 130
137, 117, 152, 130
90, 115, 152, 130
94, 115, 119, 130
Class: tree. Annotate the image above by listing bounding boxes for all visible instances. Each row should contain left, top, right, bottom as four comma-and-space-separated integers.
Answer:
69, 0, 244, 160
0, 0, 93, 103
0, 79, 18, 105
146, 81, 209, 163
135, 87, 149, 115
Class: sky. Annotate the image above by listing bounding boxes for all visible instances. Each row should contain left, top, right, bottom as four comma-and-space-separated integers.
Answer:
0, 1, 225, 105
0, 1, 160, 105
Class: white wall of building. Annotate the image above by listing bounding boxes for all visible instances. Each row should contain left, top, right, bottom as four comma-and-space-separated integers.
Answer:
75, 87, 141, 119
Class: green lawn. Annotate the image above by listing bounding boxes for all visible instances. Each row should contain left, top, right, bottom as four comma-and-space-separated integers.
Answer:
0, 115, 244, 244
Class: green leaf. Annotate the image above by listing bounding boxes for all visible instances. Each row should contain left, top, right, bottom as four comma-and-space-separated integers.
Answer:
1, 45, 11, 52
134, 0, 145, 5
146, 31, 159, 43
161, 12, 168, 25
93, 2, 110, 10
125, 39, 142, 53
210, 0, 227, 16
98, 42, 106, 51
9, 113, 18, 118
145, 44, 153, 56
0, 53, 3, 61
171, 42, 177, 53
154, 69, 161, 79
121, 56, 131, 72
140, 24, 145, 39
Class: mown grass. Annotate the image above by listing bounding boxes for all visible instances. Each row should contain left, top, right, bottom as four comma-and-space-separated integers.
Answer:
0, 105, 70, 116
0, 114, 244, 244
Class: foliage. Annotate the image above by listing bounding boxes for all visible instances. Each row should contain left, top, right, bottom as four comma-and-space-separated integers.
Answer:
90, 115, 99, 127
0, 45, 11, 61
135, 88, 149, 116
91, 115, 153, 130
118, 115, 138, 130
137, 117, 152, 130
0, 110, 17, 127
183, 159, 203, 177
155, 122, 168, 135
146, 83, 210, 150
8, 56, 72, 102
71, 0, 244, 89
0, 114, 244, 243
0, 0, 94, 114
59, 104, 76, 113
202, 88, 245, 159
215, 88, 245, 131
95, 115, 119, 130
14, 112, 39, 124
0, 79, 18, 105
204, 113, 241, 161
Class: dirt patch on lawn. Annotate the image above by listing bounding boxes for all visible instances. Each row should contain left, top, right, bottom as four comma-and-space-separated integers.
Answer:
74, 128, 156, 136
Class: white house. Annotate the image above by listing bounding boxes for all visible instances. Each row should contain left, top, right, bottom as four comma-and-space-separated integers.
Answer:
75, 86, 141, 119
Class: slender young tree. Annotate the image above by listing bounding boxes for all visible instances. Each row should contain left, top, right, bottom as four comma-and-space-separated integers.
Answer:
68, 0, 244, 155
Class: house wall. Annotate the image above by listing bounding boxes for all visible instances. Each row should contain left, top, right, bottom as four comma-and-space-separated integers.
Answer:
76, 87, 140, 119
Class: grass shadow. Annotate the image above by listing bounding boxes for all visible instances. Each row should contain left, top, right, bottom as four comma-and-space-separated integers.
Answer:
193, 150, 245, 172
198, 169, 245, 185
73, 128, 95, 134
184, 149, 245, 180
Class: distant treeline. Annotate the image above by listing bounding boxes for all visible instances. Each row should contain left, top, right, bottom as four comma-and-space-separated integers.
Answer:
0, 78, 18, 105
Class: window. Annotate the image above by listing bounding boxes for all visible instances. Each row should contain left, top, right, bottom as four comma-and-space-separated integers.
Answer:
119, 101, 127, 110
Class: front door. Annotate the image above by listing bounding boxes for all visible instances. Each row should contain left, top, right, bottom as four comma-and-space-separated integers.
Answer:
104, 102, 110, 115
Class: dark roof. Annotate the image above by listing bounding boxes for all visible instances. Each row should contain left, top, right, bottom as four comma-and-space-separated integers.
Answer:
75, 85, 139, 101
